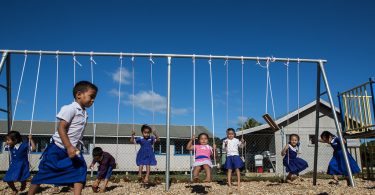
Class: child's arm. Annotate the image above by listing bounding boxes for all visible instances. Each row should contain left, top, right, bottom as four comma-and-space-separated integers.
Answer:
58, 120, 78, 158
153, 130, 160, 143
186, 135, 195, 151
28, 134, 36, 152
130, 130, 136, 144
281, 144, 289, 156
212, 144, 217, 159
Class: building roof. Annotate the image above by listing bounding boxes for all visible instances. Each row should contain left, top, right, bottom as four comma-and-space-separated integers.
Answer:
0, 121, 211, 139
237, 99, 340, 135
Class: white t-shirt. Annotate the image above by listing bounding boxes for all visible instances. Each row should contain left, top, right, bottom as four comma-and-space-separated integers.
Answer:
52, 101, 88, 149
223, 138, 243, 156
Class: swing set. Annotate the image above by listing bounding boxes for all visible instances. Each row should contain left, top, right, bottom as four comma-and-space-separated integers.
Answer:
0, 49, 356, 190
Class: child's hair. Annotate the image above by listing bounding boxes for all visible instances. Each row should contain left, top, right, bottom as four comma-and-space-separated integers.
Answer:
320, 131, 334, 140
141, 124, 152, 133
73, 81, 98, 98
6, 131, 22, 144
92, 147, 103, 157
198, 133, 209, 140
226, 128, 236, 136
289, 134, 300, 141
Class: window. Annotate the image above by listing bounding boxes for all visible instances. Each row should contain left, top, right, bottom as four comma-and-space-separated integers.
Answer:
154, 138, 166, 155
174, 139, 190, 155
309, 135, 317, 145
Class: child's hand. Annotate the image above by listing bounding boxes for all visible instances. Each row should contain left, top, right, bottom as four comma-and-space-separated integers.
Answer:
191, 134, 195, 140
213, 144, 217, 150
67, 145, 78, 159
90, 164, 95, 169
131, 130, 136, 136
153, 130, 158, 136
28, 134, 33, 140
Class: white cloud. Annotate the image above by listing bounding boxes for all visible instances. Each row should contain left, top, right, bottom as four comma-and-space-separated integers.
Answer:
237, 116, 247, 123
108, 88, 125, 97
126, 90, 188, 115
112, 67, 131, 85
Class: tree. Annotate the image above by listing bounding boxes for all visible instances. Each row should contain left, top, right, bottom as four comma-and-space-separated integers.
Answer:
237, 117, 262, 130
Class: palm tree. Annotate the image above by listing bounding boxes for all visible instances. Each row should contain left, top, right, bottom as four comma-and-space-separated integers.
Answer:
237, 117, 262, 131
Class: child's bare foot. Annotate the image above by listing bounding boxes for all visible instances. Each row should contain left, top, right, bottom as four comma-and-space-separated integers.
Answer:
193, 178, 200, 183
203, 178, 211, 183
143, 177, 149, 184
137, 176, 143, 182
286, 179, 294, 184
227, 182, 232, 187
99, 188, 106, 193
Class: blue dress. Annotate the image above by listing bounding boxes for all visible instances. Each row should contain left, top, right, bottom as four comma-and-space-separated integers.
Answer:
283, 145, 308, 175
3, 142, 30, 182
136, 137, 157, 166
327, 137, 360, 176
31, 142, 87, 185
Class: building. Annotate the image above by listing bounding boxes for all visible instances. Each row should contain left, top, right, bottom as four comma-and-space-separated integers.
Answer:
237, 99, 362, 175
0, 121, 211, 172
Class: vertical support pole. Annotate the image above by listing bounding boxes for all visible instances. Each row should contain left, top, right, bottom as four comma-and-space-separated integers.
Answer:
281, 126, 286, 181
190, 125, 193, 182
6, 54, 12, 134
337, 93, 346, 133
91, 123, 96, 178
313, 63, 321, 186
165, 57, 171, 191
369, 78, 375, 127
319, 61, 355, 187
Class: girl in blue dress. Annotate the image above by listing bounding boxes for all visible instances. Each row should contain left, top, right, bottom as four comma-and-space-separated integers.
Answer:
320, 131, 360, 185
130, 124, 160, 183
281, 134, 308, 183
4, 131, 36, 195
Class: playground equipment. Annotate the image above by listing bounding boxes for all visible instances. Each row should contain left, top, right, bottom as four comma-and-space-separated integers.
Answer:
0, 49, 355, 190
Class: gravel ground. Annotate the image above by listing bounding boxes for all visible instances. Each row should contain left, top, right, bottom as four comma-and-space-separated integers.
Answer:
1, 178, 374, 194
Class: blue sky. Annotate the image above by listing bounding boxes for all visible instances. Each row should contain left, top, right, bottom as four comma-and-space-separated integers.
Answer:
0, 0, 374, 138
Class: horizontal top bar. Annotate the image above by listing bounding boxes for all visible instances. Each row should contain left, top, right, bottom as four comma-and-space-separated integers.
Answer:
0, 49, 327, 63
337, 81, 374, 96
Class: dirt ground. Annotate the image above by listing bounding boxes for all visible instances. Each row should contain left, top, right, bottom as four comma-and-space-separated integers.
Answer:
1, 178, 374, 194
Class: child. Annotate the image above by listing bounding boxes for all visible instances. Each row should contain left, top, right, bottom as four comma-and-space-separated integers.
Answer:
90, 147, 116, 193
130, 124, 159, 183
28, 81, 98, 195
186, 133, 216, 183
4, 131, 36, 195
320, 131, 360, 185
222, 128, 245, 187
281, 134, 308, 183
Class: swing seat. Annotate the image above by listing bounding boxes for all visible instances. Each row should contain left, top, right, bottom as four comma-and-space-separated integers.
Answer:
263, 113, 280, 131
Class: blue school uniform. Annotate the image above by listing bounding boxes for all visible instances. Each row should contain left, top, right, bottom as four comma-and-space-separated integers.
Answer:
31, 101, 88, 185
327, 137, 360, 176
136, 136, 157, 166
3, 142, 30, 182
283, 145, 308, 175
31, 142, 87, 185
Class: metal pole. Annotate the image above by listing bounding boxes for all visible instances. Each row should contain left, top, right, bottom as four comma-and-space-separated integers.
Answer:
318, 61, 355, 187
91, 123, 96, 178
281, 126, 286, 181
337, 93, 346, 133
369, 78, 375, 126
6, 54, 11, 166
0, 49, 326, 63
165, 57, 171, 191
190, 125, 193, 182
0, 51, 8, 75
313, 65, 321, 186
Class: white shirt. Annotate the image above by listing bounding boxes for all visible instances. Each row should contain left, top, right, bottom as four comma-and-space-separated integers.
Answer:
223, 138, 243, 156
52, 101, 88, 149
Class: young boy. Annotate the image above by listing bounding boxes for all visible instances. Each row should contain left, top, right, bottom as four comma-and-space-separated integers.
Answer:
90, 147, 116, 193
28, 81, 98, 195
